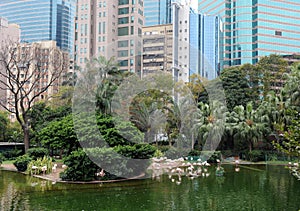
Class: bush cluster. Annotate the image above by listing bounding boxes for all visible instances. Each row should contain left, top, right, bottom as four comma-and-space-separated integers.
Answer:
13, 155, 32, 172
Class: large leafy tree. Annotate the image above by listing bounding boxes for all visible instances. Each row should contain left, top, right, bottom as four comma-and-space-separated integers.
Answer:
240, 63, 261, 104
37, 114, 78, 156
257, 54, 288, 98
220, 67, 251, 111
0, 42, 67, 152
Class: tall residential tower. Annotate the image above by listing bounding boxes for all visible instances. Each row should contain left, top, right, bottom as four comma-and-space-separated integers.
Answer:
74, 0, 144, 73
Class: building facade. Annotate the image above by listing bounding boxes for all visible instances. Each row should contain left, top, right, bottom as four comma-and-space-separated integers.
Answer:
172, 1, 223, 82
0, 0, 76, 55
142, 24, 173, 77
144, 0, 172, 26
74, 0, 144, 73
198, 0, 300, 67
2, 41, 69, 120
0, 17, 20, 111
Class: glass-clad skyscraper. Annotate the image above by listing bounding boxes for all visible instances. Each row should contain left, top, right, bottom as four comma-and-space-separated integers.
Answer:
198, 0, 300, 67
144, 0, 172, 26
173, 1, 223, 81
0, 0, 75, 55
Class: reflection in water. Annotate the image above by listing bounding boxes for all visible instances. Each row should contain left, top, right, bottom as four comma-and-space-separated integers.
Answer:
0, 165, 300, 210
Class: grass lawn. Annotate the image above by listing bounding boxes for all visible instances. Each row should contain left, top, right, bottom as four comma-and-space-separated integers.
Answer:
2, 160, 15, 164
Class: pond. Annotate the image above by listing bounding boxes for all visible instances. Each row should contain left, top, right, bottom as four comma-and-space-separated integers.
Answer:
0, 165, 300, 210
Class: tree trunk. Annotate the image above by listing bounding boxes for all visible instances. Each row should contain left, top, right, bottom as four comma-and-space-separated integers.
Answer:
249, 141, 252, 152
191, 133, 194, 150
23, 126, 30, 153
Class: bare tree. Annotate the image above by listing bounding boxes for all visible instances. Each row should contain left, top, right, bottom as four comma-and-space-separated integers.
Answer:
0, 41, 68, 152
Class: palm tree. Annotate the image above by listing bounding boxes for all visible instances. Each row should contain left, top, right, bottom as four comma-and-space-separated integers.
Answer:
197, 101, 227, 151
231, 102, 269, 152
282, 63, 300, 107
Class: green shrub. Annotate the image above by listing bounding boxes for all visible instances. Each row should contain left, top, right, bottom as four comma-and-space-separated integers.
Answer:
27, 147, 49, 160
2, 149, 22, 160
188, 149, 201, 156
86, 147, 134, 178
200, 151, 221, 163
153, 149, 164, 157
0, 153, 4, 166
114, 144, 156, 159
60, 149, 99, 181
27, 156, 53, 175
13, 155, 32, 172
247, 150, 264, 162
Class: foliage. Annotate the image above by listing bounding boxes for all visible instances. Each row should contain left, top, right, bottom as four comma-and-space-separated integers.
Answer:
273, 109, 300, 158
0, 111, 9, 142
114, 144, 156, 159
0, 42, 67, 152
153, 149, 164, 157
28, 103, 72, 137
60, 149, 99, 181
13, 155, 32, 172
1, 149, 22, 160
27, 148, 49, 160
186, 74, 207, 104
220, 67, 251, 111
229, 102, 269, 152
38, 114, 78, 155
0, 153, 4, 165
246, 150, 265, 162
257, 54, 288, 98
27, 156, 53, 175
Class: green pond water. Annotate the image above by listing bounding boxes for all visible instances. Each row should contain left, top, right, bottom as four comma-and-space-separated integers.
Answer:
0, 165, 300, 210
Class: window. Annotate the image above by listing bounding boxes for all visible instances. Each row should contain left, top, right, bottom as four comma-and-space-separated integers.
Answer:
131, 26, 134, 35
118, 50, 128, 57
119, 0, 129, 5
118, 7, 129, 15
118, 27, 129, 36
118, 40, 128, 47
275, 31, 282, 36
118, 17, 129, 24
103, 22, 106, 33
119, 60, 128, 66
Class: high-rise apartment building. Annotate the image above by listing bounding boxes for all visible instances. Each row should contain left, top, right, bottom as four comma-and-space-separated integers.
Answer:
0, 0, 76, 55
172, 1, 223, 82
198, 0, 300, 67
144, 0, 172, 26
142, 24, 173, 77
74, 0, 144, 73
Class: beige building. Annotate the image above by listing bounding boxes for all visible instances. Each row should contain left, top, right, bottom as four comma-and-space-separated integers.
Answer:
142, 24, 173, 77
0, 17, 20, 111
0, 17, 20, 44
74, 0, 144, 74
1, 41, 69, 120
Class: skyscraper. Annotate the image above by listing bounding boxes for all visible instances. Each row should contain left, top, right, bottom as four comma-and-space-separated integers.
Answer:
0, 0, 75, 55
198, 0, 300, 67
144, 0, 172, 26
172, 1, 223, 82
74, 0, 144, 73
